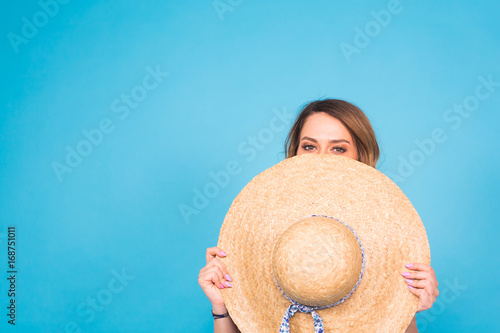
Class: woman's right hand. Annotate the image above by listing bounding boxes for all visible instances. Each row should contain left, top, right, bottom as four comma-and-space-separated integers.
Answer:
198, 246, 233, 309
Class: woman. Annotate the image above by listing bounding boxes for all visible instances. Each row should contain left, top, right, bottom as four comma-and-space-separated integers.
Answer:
198, 99, 439, 333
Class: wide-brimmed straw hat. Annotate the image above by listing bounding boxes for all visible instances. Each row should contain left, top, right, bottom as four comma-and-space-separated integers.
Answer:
217, 154, 430, 332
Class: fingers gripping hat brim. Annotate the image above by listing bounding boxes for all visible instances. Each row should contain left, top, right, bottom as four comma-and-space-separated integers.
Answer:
218, 154, 430, 333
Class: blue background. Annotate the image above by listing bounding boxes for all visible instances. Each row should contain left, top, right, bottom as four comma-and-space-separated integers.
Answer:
1, 0, 499, 332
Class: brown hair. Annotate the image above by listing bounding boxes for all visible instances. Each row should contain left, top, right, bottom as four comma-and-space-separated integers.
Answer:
284, 99, 380, 168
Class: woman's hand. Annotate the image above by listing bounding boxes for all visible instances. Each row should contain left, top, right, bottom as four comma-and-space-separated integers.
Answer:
198, 246, 233, 309
401, 263, 439, 312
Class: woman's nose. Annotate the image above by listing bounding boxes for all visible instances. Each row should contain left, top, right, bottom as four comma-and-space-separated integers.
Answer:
318, 147, 329, 155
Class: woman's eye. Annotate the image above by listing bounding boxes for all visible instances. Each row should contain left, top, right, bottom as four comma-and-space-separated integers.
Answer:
332, 147, 347, 153
301, 144, 315, 151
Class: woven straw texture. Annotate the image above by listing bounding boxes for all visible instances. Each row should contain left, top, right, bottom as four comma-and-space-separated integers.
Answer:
218, 154, 430, 332
272, 216, 363, 307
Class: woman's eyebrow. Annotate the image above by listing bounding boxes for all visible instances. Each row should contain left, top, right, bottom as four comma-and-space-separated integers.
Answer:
301, 136, 351, 144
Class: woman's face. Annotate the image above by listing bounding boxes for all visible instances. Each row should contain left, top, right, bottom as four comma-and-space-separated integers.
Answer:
297, 112, 358, 160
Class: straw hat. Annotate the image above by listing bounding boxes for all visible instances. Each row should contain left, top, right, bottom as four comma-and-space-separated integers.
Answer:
218, 154, 430, 332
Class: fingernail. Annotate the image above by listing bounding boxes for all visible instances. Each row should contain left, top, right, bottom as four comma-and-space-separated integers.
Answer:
408, 285, 414, 289
405, 279, 412, 284
220, 283, 225, 289
225, 281, 232, 287
402, 272, 410, 277
406, 263, 413, 268
220, 251, 226, 256
225, 274, 232, 282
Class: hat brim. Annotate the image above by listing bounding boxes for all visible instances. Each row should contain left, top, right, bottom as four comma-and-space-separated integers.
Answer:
218, 154, 430, 332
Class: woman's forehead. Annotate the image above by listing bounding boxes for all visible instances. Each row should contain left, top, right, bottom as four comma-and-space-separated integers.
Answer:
300, 113, 353, 140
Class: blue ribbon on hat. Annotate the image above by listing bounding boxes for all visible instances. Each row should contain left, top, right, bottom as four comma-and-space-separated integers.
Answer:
276, 215, 366, 333
279, 303, 325, 333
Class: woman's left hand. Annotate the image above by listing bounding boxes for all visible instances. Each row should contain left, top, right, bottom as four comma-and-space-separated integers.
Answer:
401, 263, 439, 312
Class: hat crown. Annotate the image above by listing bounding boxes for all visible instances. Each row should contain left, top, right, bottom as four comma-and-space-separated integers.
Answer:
272, 216, 363, 307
